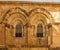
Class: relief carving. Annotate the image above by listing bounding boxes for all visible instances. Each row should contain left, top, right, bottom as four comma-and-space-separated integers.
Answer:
0, 6, 54, 48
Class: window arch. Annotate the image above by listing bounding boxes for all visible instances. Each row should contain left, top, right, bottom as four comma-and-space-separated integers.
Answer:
37, 24, 43, 37
16, 23, 22, 37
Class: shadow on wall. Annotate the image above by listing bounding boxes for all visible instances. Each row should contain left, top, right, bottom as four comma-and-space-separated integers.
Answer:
0, 47, 8, 50
49, 47, 60, 50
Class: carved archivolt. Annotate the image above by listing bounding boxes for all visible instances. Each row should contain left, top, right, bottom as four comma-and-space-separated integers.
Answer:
29, 8, 54, 25
1, 7, 54, 27
2, 7, 28, 25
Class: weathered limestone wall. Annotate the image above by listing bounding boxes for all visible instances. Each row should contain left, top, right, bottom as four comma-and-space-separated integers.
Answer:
0, 2, 60, 50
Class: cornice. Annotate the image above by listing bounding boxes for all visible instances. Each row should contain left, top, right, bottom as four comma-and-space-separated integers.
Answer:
0, 1, 60, 6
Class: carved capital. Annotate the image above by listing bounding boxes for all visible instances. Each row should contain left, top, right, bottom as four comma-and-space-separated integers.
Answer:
47, 23, 52, 28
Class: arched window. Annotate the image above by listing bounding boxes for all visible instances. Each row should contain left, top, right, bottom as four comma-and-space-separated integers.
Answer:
16, 23, 22, 37
37, 24, 43, 37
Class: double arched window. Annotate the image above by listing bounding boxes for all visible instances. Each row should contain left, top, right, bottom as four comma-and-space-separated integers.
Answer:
16, 23, 22, 37
37, 24, 43, 37
15, 23, 43, 37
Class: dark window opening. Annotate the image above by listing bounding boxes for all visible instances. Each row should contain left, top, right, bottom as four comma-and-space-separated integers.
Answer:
16, 33, 22, 37
37, 33, 43, 37
37, 24, 43, 37
16, 23, 22, 37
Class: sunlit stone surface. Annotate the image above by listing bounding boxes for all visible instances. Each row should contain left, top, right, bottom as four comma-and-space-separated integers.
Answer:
0, 1, 60, 50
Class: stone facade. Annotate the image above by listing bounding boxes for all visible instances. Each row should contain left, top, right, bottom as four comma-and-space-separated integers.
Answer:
0, 2, 60, 50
